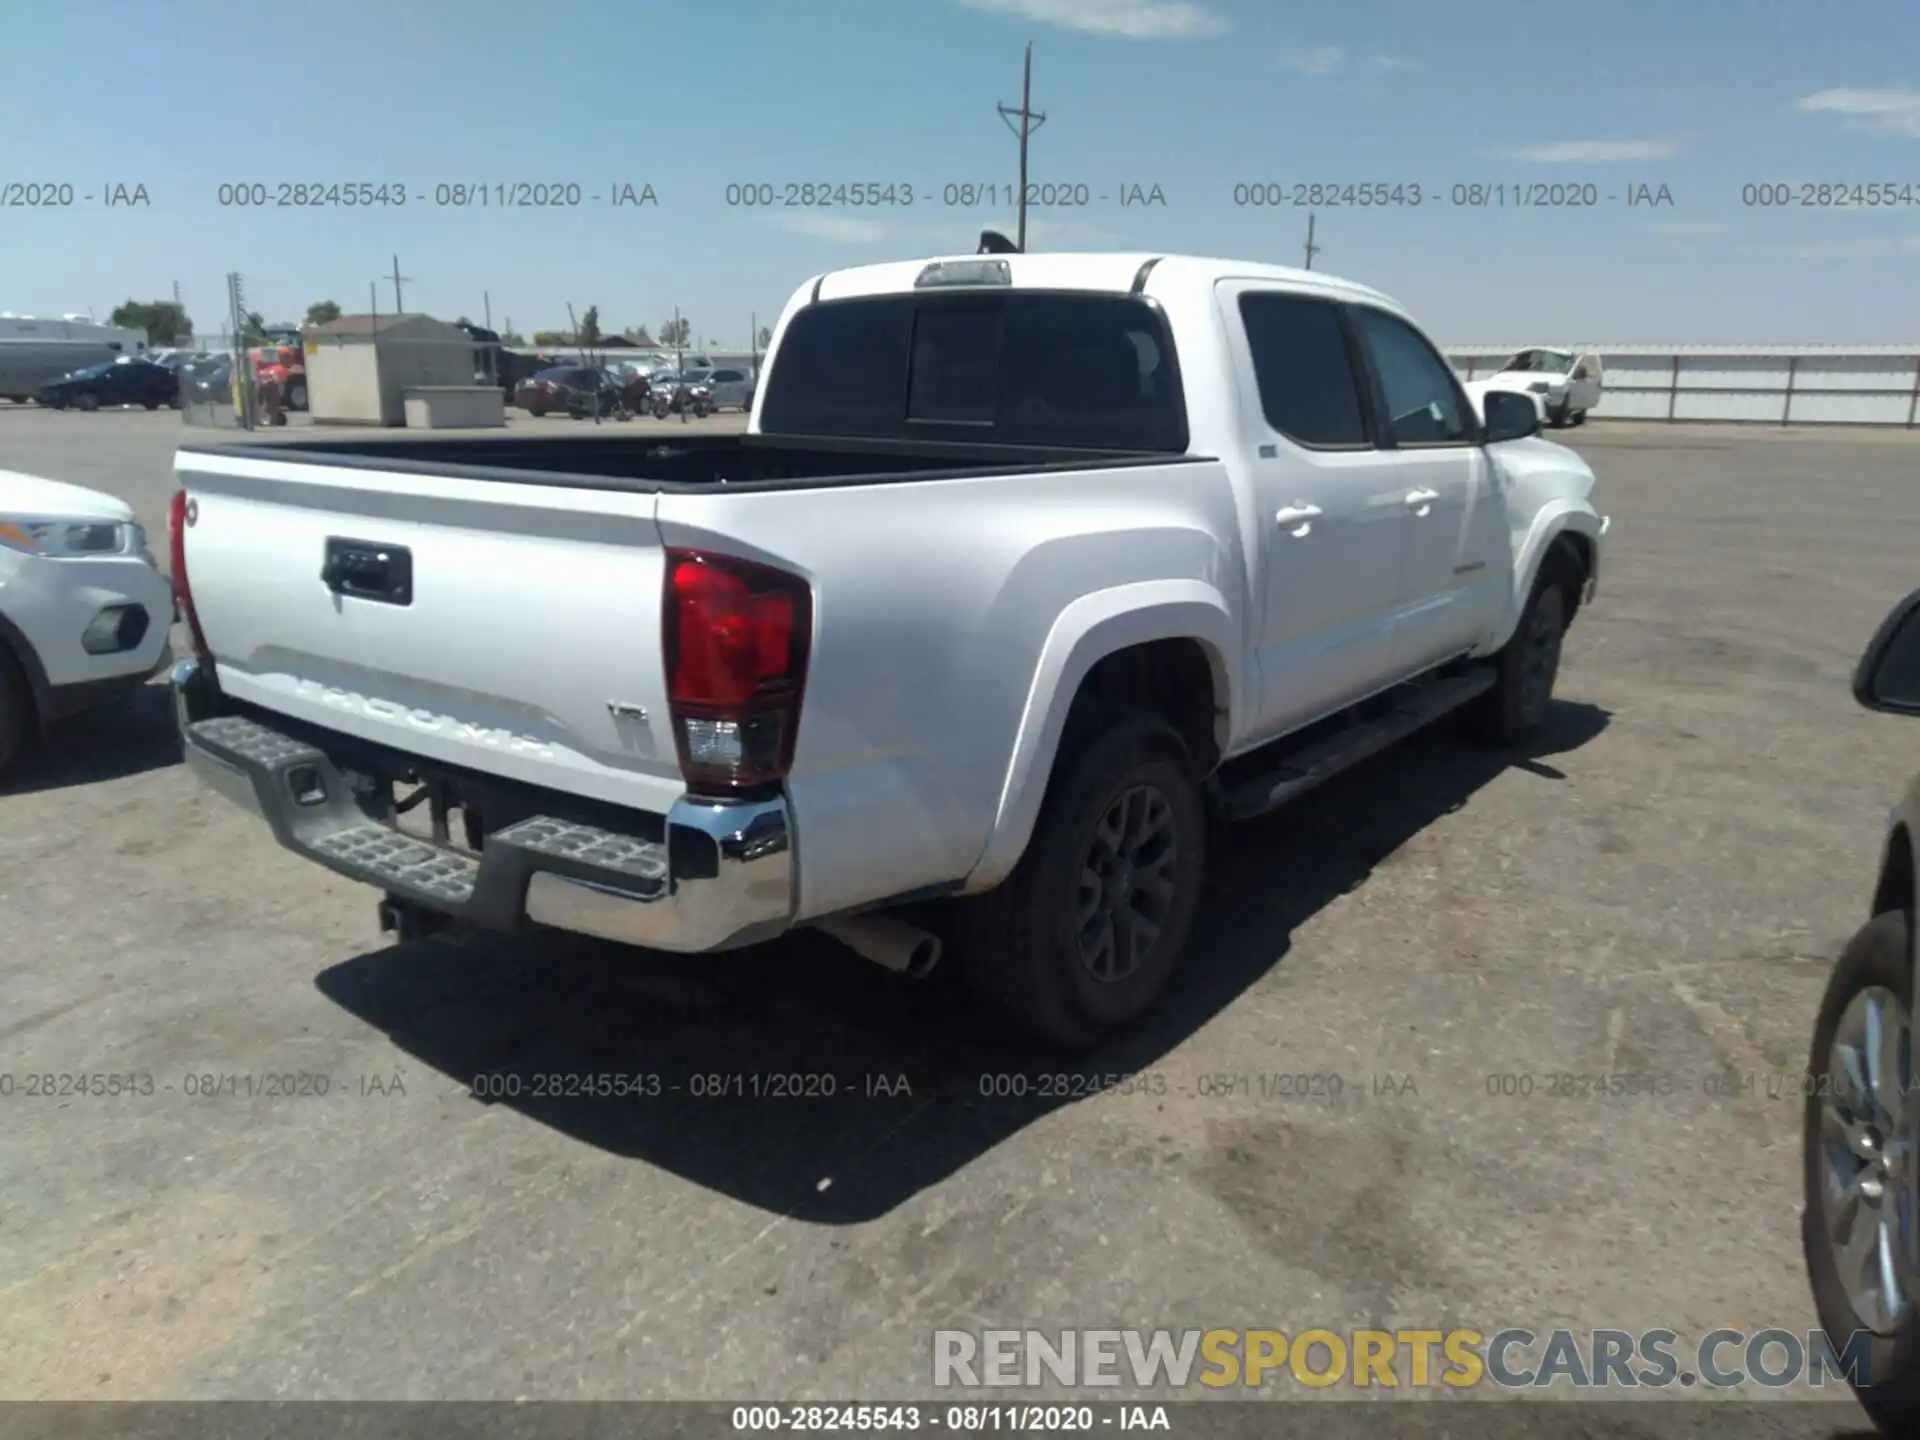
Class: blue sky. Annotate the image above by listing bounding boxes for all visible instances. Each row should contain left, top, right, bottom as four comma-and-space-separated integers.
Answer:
3, 0, 1918, 344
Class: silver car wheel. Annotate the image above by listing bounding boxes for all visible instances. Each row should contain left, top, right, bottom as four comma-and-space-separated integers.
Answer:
1819, 984, 1919, 1334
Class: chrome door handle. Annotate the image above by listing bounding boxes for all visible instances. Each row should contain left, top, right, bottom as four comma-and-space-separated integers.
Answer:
1405, 488, 1439, 506
1275, 503, 1323, 537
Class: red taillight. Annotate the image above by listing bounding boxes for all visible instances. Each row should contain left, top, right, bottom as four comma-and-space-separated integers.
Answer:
662, 548, 811, 791
167, 486, 209, 658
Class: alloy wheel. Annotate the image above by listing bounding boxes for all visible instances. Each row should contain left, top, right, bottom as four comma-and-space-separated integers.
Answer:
1074, 783, 1180, 983
1819, 984, 1919, 1334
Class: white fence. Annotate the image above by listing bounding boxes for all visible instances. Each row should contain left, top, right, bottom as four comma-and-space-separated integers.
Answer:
1446, 346, 1920, 427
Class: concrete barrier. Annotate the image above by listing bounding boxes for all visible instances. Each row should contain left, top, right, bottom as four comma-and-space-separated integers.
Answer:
403, 386, 506, 429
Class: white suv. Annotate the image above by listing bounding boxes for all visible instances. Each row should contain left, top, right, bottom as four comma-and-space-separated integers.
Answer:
0, 470, 173, 776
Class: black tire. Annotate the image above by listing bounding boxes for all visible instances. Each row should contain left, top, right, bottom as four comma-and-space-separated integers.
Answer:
1569, 408, 1587, 427
0, 646, 29, 779
952, 712, 1206, 1049
1802, 910, 1920, 1431
1547, 400, 1570, 428
142, 399, 160, 410
1467, 569, 1569, 744
287, 378, 307, 410
74, 393, 99, 412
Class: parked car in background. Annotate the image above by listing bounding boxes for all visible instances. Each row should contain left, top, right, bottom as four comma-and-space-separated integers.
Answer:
497, 348, 560, 402
1802, 586, 1920, 1434
37, 355, 179, 411
513, 365, 619, 417
0, 314, 150, 404
183, 356, 232, 406
703, 366, 755, 410
0, 468, 172, 776
1477, 348, 1602, 428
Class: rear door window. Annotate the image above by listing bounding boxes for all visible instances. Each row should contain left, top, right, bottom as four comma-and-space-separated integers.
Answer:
1236, 291, 1370, 448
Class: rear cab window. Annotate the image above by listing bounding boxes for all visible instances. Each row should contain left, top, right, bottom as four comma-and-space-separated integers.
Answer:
1236, 291, 1371, 449
759, 290, 1187, 451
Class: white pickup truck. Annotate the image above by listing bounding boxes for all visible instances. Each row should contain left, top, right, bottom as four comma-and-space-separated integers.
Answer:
168, 251, 1609, 1048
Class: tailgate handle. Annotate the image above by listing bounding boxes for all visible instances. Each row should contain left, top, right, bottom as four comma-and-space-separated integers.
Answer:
321, 537, 412, 605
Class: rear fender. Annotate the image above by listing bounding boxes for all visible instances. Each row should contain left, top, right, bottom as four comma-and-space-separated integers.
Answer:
963, 581, 1238, 892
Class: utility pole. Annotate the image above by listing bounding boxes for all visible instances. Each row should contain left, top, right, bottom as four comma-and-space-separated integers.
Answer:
483, 291, 492, 331
369, 280, 378, 327
997, 41, 1046, 252
1302, 212, 1321, 271
390, 255, 412, 313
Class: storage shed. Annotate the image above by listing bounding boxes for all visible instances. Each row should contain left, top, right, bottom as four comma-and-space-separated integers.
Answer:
305, 313, 479, 426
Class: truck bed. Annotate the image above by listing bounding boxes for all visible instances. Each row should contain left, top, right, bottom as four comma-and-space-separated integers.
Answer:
178, 431, 1185, 493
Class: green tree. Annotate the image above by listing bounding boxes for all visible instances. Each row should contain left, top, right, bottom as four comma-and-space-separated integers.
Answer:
108, 299, 192, 345
659, 316, 691, 347
531, 330, 570, 346
578, 305, 601, 348
500, 326, 525, 345
304, 299, 342, 327
241, 311, 268, 342
757, 326, 772, 348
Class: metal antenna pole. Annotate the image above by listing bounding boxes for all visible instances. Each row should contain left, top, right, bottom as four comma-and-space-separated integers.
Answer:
390, 255, 412, 313
997, 41, 1046, 251
1303, 212, 1321, 270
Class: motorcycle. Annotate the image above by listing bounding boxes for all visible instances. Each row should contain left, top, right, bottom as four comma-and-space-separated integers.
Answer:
563, 370, 633, 422
650, 377, 714, 421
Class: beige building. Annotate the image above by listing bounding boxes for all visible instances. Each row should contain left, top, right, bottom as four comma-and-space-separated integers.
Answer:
305, 313, 480, 426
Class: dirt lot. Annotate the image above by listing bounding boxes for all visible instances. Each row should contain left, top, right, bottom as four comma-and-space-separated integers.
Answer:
1, 407, 1916, 1422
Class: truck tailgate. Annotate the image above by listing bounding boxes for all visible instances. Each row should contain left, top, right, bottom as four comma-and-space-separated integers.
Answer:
175, 447, 686, 816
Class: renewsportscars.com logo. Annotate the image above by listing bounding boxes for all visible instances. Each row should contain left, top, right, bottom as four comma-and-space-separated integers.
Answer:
932, 1328, 1877, 1391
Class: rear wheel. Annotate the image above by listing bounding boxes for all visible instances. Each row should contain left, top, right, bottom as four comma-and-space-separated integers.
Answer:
142, 399, 160, 410
74, 394, 98, 412
1802, 910, 1920, 1430
952, 712, 1206, 1049
286, 378, 307, 410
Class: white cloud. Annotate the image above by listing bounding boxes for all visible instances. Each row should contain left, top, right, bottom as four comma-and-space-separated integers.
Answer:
1778, 234, 1920, 260
1369, 55, 1418, 71
771, 213, 890, 244
955, 0, 1225, 38
1796, 87, 1920, 138
1279, 46, 1343, 75
1503, 139, 1680, 162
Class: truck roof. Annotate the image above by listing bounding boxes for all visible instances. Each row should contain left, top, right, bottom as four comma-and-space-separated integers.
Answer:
808, 251, 1406, 315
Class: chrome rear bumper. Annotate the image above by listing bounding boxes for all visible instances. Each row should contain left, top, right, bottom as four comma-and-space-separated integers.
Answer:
170, 658, 795, 952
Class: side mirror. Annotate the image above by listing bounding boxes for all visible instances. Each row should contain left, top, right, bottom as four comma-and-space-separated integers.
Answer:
1483, 388, 1542, 443
1854, 588, 1920, 715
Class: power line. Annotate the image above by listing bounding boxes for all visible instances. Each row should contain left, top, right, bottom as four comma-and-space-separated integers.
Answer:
996, 41, 1046, 252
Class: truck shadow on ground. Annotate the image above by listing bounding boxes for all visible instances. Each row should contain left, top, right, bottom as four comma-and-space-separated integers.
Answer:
0, 679, 180, 796
315, 701, 1609, 1223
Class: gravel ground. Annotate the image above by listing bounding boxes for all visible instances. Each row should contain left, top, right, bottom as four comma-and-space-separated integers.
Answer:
1, 407, 1916, 1430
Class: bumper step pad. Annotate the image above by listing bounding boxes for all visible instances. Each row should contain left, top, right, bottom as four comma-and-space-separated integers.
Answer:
181, 713, 670, 923
309, 824, 480, 905
491, 816, 670, 889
